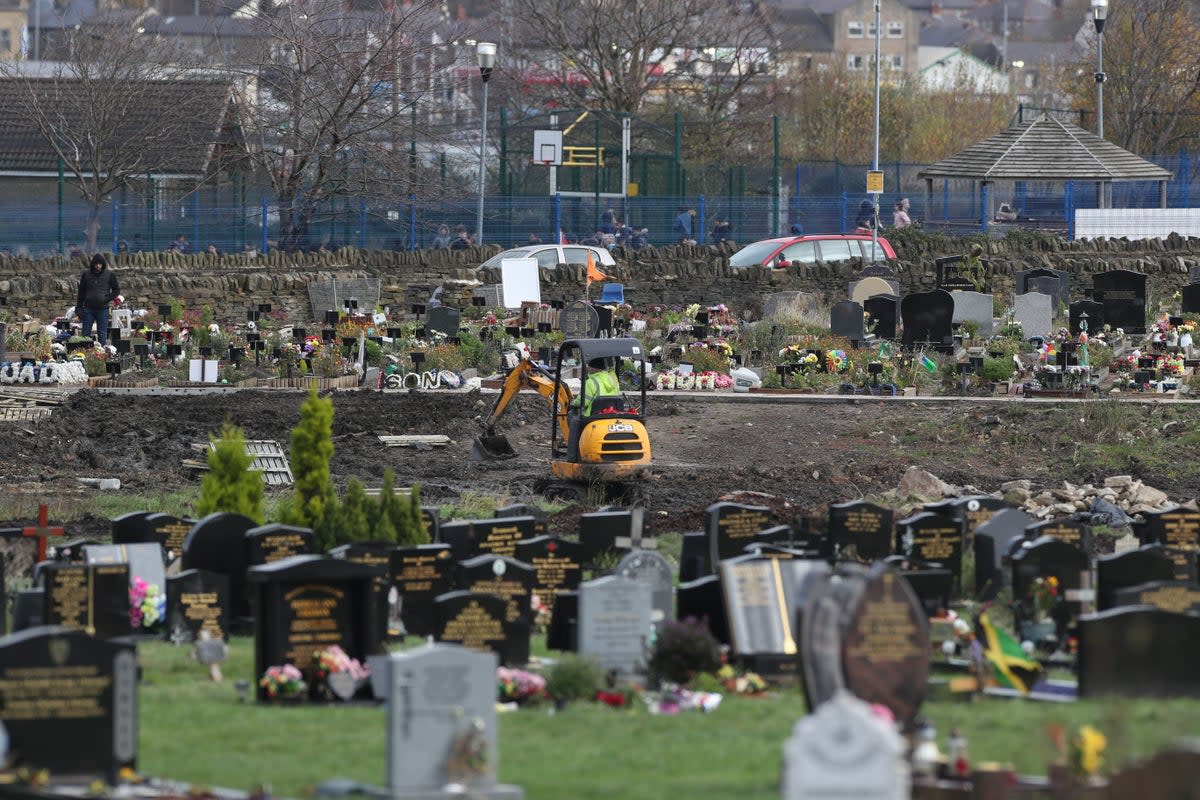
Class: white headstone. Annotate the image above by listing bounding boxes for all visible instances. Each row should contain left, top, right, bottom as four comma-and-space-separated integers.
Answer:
578, 575, 652, 675
500, 258, 541, 309
782, 691, 910, 800
1014, 292, 1053, 338
85, 543, 167, 593
368, 643, 523, 798
951, 291, 994, 336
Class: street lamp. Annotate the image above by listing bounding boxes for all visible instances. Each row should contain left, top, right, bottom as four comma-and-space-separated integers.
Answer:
475, 41, 496, 246
1091, 0, 1107, 207
870, 0, 881, 261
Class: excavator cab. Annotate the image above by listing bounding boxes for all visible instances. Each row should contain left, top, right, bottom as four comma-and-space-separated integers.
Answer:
474, 337, 652, 485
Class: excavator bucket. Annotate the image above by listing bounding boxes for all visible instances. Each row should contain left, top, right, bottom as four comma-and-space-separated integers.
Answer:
471, 434, 518, 461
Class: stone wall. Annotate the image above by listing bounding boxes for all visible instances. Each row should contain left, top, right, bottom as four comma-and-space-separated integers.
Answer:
5, 235, 1200, 322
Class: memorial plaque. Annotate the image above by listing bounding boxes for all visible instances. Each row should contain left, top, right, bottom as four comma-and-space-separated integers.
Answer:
676, 575, 729, 645
425, 306, 461, 338
247, 555, 383, 701
896, 512, 962, 589
42, 563, 131, 637
0, 628, 138, 776
433, 591, 511, 663
616, 549, 674, 624
1026, 518, 1091, 554
840, 565, 930, 727
1092, 269, 1147, 334
1078, 607, 1200, 698
1137, 506, 1200, 582
578, 575, 652, 675
455, 554, 535, 625
84, 543, 166, 596
828, 501, 894, 562
900, 289, 954, 351
514, 536, 582, 620
166, 569, 230, 643
1096, 546, 1176, 611
142, 513, 196, 559
245, 523, 314, 567
559, 300, 599, 339
181, 512, 258, 623
1114, 580, 1200, 614
391, 544, 455, 638
707, 501, 774, 567
473, 517, 536, 558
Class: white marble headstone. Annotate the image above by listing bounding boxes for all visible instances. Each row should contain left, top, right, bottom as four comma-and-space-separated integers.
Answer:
1014, 292, 1053, 338
951, 291, 994, 337
578, 575, 652, 675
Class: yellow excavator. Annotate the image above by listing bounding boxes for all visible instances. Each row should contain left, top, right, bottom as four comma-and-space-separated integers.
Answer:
473, 338, 652, 486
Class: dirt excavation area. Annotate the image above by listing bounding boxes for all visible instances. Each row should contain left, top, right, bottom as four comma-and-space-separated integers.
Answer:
2, 388, 1199, 533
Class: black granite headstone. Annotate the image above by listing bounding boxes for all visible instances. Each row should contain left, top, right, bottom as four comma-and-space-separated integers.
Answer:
1069, 300, 1105, 336
973, 508, 1035, 600
1016, 267, 1070, 310
182, 512, 258, 624
896, 511, 963, 590
514, 536, 583, 622
0, 627, 138, 776
165, 569, 230, 642
707, 501, 774, 568
862, 294, 899, 340
678, 531, 709, 582
901, 289, 955, 351
1026, 518, 1092, 555
1092, 269, 1147, 334
436, 521, 478, 562
390, 544, 455, 638
42, 563, 131, 637
245, 523, 315, 567
495, 504, 548, 537
110, 511, 155, 546
12, 588, 44, 632
830, 300, 865, 342
1136, 506, 1200, 582
1078, 607, 1200, 698
1113, 580, 1200, 614
433, 590, 515, 664
1096, 546, 1176, 611
1010, 535, 1088, 640
559, 300, 599, 339
420, 507, 441, 543
329, 542, 395, 643
828, 500, 894, 561
545, 589, 578, 652
676, 574, 730, 645
1181, 282, 1200, 315
426, 306, 461, 338
579, 510, 636, 566
142, 513, 197, 559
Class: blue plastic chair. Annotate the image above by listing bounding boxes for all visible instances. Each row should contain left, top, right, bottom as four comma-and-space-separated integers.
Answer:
598, 283, 625, 304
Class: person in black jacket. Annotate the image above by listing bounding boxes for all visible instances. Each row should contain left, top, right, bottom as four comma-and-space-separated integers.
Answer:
75, 253, 120, 346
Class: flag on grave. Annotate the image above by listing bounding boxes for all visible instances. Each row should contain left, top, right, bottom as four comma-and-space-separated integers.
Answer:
979, 612, 1042, 694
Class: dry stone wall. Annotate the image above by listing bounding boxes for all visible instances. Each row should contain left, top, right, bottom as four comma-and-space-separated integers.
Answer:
4, 235, 1200, 322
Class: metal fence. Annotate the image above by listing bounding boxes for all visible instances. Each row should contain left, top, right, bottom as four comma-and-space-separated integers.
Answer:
4, 151, 1198, 255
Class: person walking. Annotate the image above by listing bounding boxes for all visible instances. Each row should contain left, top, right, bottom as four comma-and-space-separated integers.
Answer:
673, 208, 696, 244
893, 198, 912, 228
75, 253, 120, 346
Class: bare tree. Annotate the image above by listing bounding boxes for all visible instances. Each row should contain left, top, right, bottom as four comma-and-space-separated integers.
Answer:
0, 18, 219, 251
225, 0, 460, 250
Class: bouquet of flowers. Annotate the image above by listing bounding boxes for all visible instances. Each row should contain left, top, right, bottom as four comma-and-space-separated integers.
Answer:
496, 667, 547, 706
260, 664, 306, 699
1030, 576, 1059, 617
129, 577, 165, 630
313, 645, 370, 682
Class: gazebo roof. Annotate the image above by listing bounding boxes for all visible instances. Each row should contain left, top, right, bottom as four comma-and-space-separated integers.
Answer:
917, 114, 1173, 183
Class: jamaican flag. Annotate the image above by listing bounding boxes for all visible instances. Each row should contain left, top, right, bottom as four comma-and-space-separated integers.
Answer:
979, 613, 1042, 694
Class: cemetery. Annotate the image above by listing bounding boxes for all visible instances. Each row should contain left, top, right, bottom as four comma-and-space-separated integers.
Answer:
2, 238, 1200, 798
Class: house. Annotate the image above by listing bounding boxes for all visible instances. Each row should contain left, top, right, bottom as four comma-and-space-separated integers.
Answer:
769, 0, 921, 77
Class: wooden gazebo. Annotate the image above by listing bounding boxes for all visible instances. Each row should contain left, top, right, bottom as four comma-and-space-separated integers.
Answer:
916, 114, 1172, 226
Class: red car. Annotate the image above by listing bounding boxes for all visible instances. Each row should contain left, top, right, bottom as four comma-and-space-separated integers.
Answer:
728, 234, 896, 268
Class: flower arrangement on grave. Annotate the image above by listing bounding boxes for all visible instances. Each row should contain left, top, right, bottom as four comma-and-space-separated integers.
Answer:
715, 665, 768, 695
128, 577, 165, 630
595, 685, 641, 708
1112, 353, 1137, 373
1072, 725, 1107, 777
313, 645, 370, 684
530, 593, 551, 633
496, 666, 547, 706
1029, 576, 1059, 621
260, 664, 306, 699
1158, 353, 1185, 376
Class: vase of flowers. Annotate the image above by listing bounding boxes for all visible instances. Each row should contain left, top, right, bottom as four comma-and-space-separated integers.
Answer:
128, 577, 165, 633
312, 646, 370, 701
260, 664, 307, 702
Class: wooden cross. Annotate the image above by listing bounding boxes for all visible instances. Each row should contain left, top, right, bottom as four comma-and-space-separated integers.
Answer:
22, 503, 65, 562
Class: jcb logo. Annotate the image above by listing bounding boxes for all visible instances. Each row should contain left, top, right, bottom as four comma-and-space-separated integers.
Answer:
608, 423, 633, 433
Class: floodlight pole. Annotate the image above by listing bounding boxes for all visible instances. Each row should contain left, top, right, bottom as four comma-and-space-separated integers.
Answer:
871, 0, 881, 260
475, 42, 496, 245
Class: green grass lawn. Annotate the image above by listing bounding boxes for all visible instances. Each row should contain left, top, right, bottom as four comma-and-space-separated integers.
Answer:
137, 639, 1200, 800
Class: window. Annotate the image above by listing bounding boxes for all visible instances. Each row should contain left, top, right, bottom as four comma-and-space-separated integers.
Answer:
817, 240, 855, 262
860, 240, 888, 261
780, 241, 818, 265
0, 29, 11, 54
536, 248, 563, 268
847, 54, 865, 70
886, 21, 903, 37
867, 22, 877, 36
847, 21, 863, 37
888, 54, 903, 70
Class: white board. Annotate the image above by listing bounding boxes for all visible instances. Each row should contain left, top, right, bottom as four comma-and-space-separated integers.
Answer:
501, 258, 541, 309
188, 359, 220, 383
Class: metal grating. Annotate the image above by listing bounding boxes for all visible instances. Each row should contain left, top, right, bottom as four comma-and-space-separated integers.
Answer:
197, 439, 294, 486
0, 406, 53, 421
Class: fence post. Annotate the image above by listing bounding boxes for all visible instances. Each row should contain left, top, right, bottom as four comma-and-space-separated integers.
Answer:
980, 182, 989, 234
359, 197, 367, 250
943, 180, 949, 222
698, 195, 705, 243
147, 174, 156, 251
793, 164, 802, 227
1066, 181, 1075, 240
839, 192, 848, 234
408, 196, 416, 250
192, 186, 201, 251
260, 197, 269, 254
554, 193, 562, 245
110, 203, 119, 254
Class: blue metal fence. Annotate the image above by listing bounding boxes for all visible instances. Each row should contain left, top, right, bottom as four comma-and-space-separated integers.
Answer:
2, 152, 1196, 254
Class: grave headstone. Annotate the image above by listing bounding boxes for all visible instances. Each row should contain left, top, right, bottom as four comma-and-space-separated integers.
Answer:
828, 501, 894, 562
42, 563, 131, 637
247, 555, 384, 701
165, 569, 230, 643
883, 558, 953, 619
1136, 505, 1200, 582
142, 513, 196, 559
781, 691, 909, 800
1078, 607, 1200, 698
181, 512, 257, 624
368, 644, 521, 798
545, 590, 577, 652
1016, 267, 1070, 310
1092, 269, 1148, 334
426, 306, 461, 338
935, 254, 980, 292
849, 277, 899, 306
1181, 282, 1200, 315
707, 501, 774, 567
676, 575, 730, 645
1096, 546, 1176, 611
474, 517, 537, 558
0, 627, 137, 777
862, 294, 899, 340
679, 532, 709, 583
84, 543, 166, 597
951, 291, 994, 337
1014, 292, 1054, 338
514, 536, 582, 622
799, 564, 871, 712
830, 300, 865, 343
896, 512, 962, 591
455, 554, 535, 665
578, 575, 653, 675
421, 506, 441, 542
437, 521, 479, 562
615, 549, 674, 624
391, 544, 455, 638
1069, 299, 1105, 336
953, 496, 1011, 544
973, 508, 1035, 601
329, 542, 395, 642
721, 557, 830, 677
1114, 580, 1200, 614
901, 290, 955, 351
559, 300, 599, 338
841, 564, 930, 727
433, 591, 512, 664
110, 511, 154, 546
579, 509, 637, 566
495, 504, 548, 537
245, 523, 314, 567
1010, 535, 1088, 640
1026, 518, 1092, 554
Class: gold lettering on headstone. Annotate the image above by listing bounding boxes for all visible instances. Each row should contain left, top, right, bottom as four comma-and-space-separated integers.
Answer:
718, 510, 770, 541
396, 554, 444, 593
468, 578, 528, 622
258, 533, 309, 563
911, 525, 960, 560
1039, 524, 1081, 544
441, 601, 504, 651
1139, 586, 1200, 614
157, 522, 191, 554
47, 567, 92, 633
0, 665, 110, 720
180, 591, 225, 639
845, 573, 921, 664
478, 525, 523, 557
531, 555, 580, 611
283, 585, 346, 667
